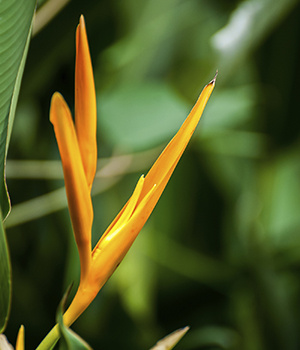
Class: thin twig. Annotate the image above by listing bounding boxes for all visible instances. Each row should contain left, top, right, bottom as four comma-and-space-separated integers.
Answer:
33, 0, 70, 36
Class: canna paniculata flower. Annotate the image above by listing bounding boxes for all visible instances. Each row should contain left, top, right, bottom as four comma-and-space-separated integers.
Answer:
43, 14, 215, 347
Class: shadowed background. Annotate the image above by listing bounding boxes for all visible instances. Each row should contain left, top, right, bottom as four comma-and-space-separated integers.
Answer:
4, 0, 300, 349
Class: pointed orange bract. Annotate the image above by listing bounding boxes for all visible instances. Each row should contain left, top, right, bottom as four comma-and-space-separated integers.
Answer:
50, 92, 93, 281
75, 15, 97, 190
93, 76, 216, 275
62, 75, 215, 326
47, 14, 216, 342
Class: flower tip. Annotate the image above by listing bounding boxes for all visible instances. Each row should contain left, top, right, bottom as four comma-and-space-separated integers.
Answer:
51, 91, 62, 101
213, 69, 218, 81
50, 91, 63, 110
49, 92, 68, 124
210, 70, 218, 85
79, 14, 86, 28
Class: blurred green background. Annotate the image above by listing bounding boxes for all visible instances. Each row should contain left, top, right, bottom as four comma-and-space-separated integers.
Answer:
4, 0, 300, 349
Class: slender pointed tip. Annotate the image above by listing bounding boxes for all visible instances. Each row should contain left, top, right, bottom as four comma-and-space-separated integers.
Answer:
51, 91, 62, 101
209, 70, 218, 85
76, 15, 85, 34
214, 69, 218, 81
79, 14, 85, 27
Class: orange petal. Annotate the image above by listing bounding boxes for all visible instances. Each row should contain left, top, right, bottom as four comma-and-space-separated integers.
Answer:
63, 282, 97, 327
91, 182, 157, 284
91, 76, 216, 283
50, 92, 93, 281
63, 183, 156, 326
62, 77, 215, 327
75, 15, 97, 190
116, 175, 145, 227
138, 75, 216, 209
96, 175, 145, 245
97, 76, 216, 248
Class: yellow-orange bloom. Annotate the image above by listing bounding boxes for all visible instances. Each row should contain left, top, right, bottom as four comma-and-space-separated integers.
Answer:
50, 15, 215, 328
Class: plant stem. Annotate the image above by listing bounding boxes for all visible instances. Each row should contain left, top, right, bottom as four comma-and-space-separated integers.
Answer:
35, 324, 59, 350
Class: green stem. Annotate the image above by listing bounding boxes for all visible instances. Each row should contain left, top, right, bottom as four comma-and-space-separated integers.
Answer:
35, 324, 60, 350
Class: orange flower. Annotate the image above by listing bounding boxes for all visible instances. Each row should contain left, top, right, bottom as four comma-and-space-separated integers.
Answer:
50, 15, 216, 329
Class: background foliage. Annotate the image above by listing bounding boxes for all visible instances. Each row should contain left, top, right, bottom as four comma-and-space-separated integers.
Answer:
3, 0, 300, 349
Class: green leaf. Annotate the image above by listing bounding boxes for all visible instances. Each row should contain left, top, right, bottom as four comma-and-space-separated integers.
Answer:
150, 327, 189, 350
0, 211, 10, 333
200, 85, 256, 134
0, 0, 37, 219
0, 0, 36, 334
211, 0, 298, 81
98, 82, 189, 151
259, 152, 300, 242
57, 288, 92, 350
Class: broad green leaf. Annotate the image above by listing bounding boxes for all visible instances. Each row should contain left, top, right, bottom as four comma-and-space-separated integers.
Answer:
200, 86, 256, 134
57, 289, 92, 350
0, 0, 36, 334
0, 0, 36, 218
98, 82, 189, 151
0, 212, 10, 333
150, 327, 189, 350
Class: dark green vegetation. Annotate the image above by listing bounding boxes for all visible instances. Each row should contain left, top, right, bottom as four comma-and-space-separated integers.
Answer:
4, 0, 300, 349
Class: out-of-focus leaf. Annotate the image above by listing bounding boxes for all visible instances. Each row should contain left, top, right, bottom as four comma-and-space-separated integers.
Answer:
183, 326, 240, 349
0, 210, 10, 333
200, 130, 266, 158
147, 235, 234, 285
0, 0, 36, 218
114, 227, 156, 323
198, 85, 266, 158
101, 0, 205, 81
259, 152, 300, 242
211, 0, 298, 80
150, 327, 189, 350
57, 289, 92, 350
200, 86, 256, 134
98, 82, 189, 151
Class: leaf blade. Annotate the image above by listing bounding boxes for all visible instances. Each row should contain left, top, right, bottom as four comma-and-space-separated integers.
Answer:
57, 288, 92, 350
0, 0, 37, 333
0, 0, 37, 218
